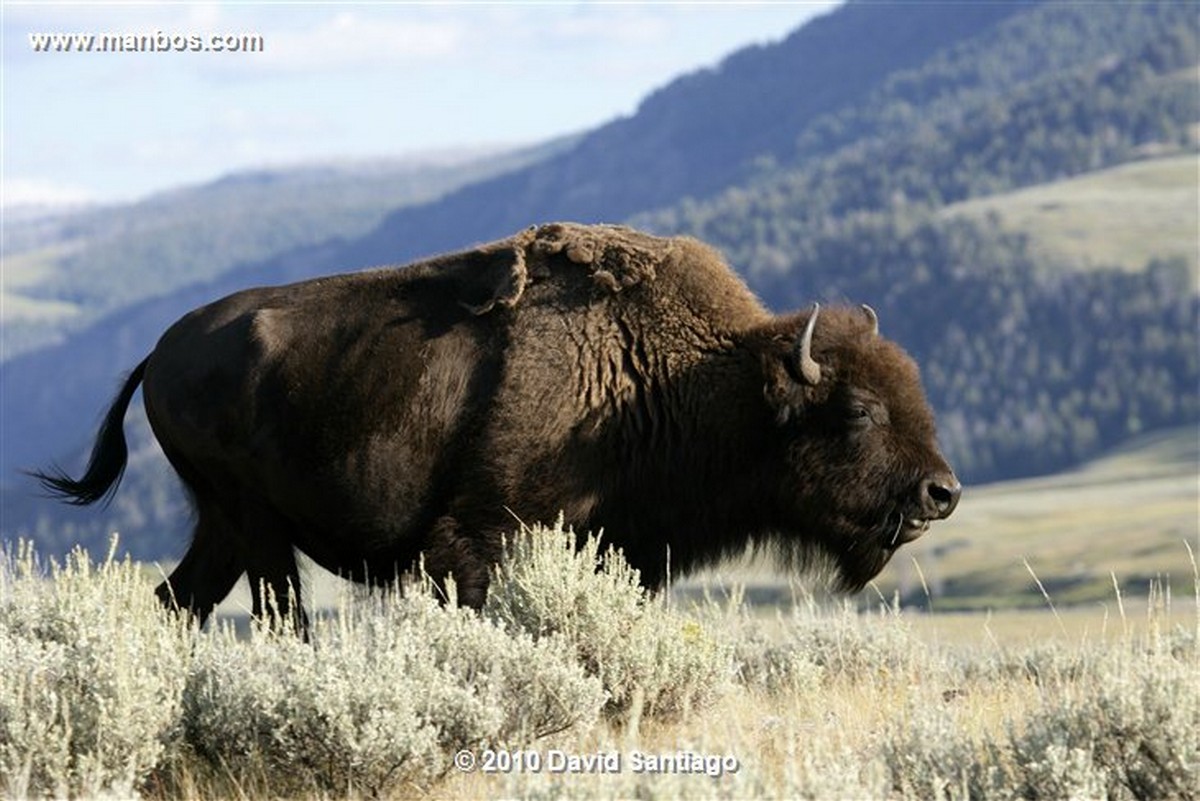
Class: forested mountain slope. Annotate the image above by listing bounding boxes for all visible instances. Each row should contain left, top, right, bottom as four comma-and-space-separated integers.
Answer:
4, 0, 1196, 560
637, 6, 1198, 479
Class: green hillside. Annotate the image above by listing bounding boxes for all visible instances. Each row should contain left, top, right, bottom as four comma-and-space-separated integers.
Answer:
0, 245, 80, 324
944, 152, 1199, 281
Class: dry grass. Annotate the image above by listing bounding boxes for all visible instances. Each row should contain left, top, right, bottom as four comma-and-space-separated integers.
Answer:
434, 590, 1198, 800
3, 533, 1197, 799
891, 426, 1199, 610
4, 429, 1198, 799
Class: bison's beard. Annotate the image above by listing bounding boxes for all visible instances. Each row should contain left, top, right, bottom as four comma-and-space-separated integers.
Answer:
769, 508, 909, 593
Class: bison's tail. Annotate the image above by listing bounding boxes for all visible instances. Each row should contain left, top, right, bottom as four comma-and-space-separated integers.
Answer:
30, 357, 149, 507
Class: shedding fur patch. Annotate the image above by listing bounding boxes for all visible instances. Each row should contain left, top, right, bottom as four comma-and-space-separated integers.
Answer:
529, 222, 667, 293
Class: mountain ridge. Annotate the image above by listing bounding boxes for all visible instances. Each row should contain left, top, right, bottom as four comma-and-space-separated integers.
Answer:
1, 137, 578, 359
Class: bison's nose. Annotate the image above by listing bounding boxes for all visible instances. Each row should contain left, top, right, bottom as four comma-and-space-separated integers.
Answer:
919, 473, 961, 520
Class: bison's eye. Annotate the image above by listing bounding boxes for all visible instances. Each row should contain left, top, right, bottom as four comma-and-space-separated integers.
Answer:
846, 397, 888, 428
847, 404, 871, 423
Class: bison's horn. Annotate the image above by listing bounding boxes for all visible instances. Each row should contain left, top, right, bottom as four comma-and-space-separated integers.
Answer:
861, 304, 879, 336
793, 303, 822, 385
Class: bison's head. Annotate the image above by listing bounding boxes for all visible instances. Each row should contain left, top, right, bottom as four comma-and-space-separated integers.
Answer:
760, 303, 960, 591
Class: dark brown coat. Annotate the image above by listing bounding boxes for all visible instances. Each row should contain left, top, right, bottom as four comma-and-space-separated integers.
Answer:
36, 223, 960, 625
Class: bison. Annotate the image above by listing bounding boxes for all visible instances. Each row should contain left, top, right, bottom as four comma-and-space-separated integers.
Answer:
35, 222, 960, 627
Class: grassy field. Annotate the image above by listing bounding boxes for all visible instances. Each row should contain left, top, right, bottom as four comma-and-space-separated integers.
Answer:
881, 426, 1199, 610
943, 152, 1199, 282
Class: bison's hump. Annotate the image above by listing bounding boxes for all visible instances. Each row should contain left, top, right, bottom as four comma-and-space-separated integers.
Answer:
421, 222, 765, 333
528, 222, 672, 294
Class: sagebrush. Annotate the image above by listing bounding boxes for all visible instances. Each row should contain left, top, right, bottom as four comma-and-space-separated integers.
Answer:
1, 525, 1196, 800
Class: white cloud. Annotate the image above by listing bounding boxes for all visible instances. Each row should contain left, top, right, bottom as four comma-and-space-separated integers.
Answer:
255, 11, 465, 73
125, 106, 337, 176
201, 6, 686, 78
181, 2, 224, 31
1, 178, 97, 209
542, 6, 669, 47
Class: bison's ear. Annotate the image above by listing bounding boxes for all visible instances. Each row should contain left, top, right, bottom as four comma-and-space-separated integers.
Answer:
454, 243, 529, 315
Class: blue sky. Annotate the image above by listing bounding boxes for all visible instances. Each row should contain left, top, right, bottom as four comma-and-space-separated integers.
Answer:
2, 2, 839, 207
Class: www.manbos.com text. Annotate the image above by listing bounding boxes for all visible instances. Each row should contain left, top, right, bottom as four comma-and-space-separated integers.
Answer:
28, 31, 265, 54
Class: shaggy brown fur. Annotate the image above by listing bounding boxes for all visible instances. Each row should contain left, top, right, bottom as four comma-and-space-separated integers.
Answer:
35, 222, 960, 627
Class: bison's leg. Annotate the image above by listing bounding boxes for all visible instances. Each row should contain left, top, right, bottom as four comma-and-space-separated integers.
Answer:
240, 500, 309, 636
421, 514, 493, 609
155, 502, 244, 627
